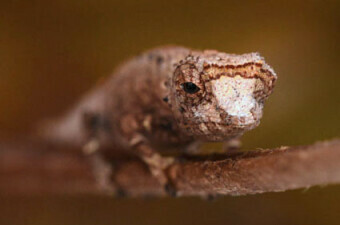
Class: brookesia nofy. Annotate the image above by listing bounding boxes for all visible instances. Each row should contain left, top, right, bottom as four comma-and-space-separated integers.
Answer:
43, 46, 277, 194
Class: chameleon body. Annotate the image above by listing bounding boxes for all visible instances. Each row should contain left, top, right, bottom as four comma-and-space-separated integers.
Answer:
43, 46, 277, 193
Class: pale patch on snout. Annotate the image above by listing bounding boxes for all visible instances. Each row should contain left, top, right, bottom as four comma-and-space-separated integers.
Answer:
212, 75, 257, 125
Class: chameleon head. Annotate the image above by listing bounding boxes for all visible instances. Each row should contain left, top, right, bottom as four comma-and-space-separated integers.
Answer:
170, 51, 277, 141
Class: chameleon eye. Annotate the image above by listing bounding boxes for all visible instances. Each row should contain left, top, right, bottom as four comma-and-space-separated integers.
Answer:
181, 82, 200, 94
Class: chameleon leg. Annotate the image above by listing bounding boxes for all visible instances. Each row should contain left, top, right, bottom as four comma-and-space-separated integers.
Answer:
82, 138, 116, 194
88, 149, 116, 193
121, 114, 177, 196
129, 136, 176, 195
82, 112, 124, 195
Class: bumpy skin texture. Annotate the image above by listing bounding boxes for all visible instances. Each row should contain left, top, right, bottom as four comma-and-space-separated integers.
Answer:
43, 46, 277, 193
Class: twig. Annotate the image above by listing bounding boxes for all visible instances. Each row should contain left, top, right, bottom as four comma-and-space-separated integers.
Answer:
1, 138, 339, 197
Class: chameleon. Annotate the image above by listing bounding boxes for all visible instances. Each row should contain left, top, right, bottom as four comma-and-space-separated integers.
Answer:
41, 46, 277, 194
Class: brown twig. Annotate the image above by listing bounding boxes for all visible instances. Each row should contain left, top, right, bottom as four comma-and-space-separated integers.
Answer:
1, 138, 340, 197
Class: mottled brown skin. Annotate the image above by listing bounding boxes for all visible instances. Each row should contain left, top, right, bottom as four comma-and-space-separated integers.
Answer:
42, 46, 277, 194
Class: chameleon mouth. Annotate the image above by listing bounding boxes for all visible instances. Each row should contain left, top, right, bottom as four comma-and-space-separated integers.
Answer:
191, 118, 258, 133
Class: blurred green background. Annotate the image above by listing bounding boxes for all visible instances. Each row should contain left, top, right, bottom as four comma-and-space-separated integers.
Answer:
0, 0, 339, 224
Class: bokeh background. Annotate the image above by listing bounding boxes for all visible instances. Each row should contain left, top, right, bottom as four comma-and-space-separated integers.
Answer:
0, 0, 339, 224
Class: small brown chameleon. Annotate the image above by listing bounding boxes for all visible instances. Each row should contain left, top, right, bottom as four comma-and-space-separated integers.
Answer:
42, 46, 277, 195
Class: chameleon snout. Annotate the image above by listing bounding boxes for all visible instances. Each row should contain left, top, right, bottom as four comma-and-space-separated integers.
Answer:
211, 76, 263, 127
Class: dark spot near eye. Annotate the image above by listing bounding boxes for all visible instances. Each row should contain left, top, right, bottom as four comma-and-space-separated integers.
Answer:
156, 56, 164, 64
179, 107, 185, 113
164, 81, 169, 87
181, 82, 200, 94
162, 96, 169, 102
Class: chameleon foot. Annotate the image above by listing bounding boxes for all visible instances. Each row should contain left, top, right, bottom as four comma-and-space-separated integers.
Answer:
142, 153, 177, 196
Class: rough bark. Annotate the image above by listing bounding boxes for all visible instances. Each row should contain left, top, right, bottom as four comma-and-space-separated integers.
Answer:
1, 138, 339, 197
